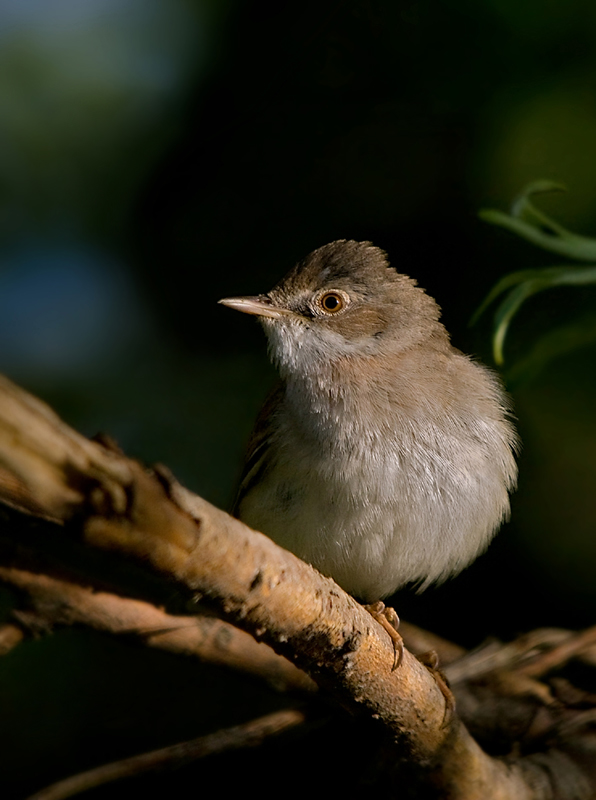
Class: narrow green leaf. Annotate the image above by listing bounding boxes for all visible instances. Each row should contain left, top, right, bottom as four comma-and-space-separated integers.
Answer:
492, 280, 547, 365
511, 180, 567, 224
470, 267, 569, 326
478, 209, 596, 261
489, 266, 596, 364
478, 184, 596, 367
546, 265, 596, 287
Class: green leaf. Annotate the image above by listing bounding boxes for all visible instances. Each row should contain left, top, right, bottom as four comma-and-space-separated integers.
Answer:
476, 183, 596, 366
478, 209, 596, 261
489, 266, 596, 364
510, 180, 567, 226
479, 181, 596, 261
470, 266, 568, 327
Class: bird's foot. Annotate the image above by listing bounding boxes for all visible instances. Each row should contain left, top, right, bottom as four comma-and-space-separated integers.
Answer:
416, 649, 455, 726
364, 601, 404, 671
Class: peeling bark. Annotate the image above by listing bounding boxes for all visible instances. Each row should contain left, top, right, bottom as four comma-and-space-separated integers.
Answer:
0, 373, 596, 798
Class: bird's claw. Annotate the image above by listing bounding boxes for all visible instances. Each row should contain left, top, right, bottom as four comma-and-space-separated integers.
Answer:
364, 601, 404, 670
416, 649, 456, 726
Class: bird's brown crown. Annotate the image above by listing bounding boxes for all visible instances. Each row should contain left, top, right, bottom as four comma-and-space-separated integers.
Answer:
266, 240, 445, 349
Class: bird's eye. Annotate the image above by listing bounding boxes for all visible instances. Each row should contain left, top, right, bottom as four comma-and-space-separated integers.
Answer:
317, 290, 349, 314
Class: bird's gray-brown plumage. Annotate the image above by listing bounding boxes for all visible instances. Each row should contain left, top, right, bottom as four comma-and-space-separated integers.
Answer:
222, 240, 518, 601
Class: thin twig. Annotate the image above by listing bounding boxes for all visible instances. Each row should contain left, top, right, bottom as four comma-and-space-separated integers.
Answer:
444, 628, 588, 685
0, 622, 24, 655
517, 624, 596, 678
26, 707, 308, 800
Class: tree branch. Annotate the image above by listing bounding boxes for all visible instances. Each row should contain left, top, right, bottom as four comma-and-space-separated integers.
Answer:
27, 708, 308, 800
1, 372, 596, 797
0, 565, 314, 692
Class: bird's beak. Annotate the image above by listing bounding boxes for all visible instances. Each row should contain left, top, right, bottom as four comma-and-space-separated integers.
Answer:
218, 295, 292, 319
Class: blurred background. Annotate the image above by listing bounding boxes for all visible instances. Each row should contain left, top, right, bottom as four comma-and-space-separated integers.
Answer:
2, 0, 596, 795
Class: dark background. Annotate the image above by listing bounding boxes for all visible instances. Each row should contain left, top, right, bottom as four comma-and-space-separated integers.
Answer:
2, 0, 596, 795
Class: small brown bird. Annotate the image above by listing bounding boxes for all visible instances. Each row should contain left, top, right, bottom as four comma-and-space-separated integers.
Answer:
220, 240, 518, 606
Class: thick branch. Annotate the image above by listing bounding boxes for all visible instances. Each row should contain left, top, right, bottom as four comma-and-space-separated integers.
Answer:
0, 373, 593, 798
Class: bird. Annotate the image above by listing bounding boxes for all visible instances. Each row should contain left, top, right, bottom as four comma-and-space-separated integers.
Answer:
219, 240, 518, 625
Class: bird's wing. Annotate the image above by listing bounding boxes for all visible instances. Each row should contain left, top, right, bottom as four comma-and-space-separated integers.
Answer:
232, 381, 284, 517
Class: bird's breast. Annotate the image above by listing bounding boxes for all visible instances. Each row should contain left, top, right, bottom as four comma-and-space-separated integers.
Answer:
238, 359, 515, 600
